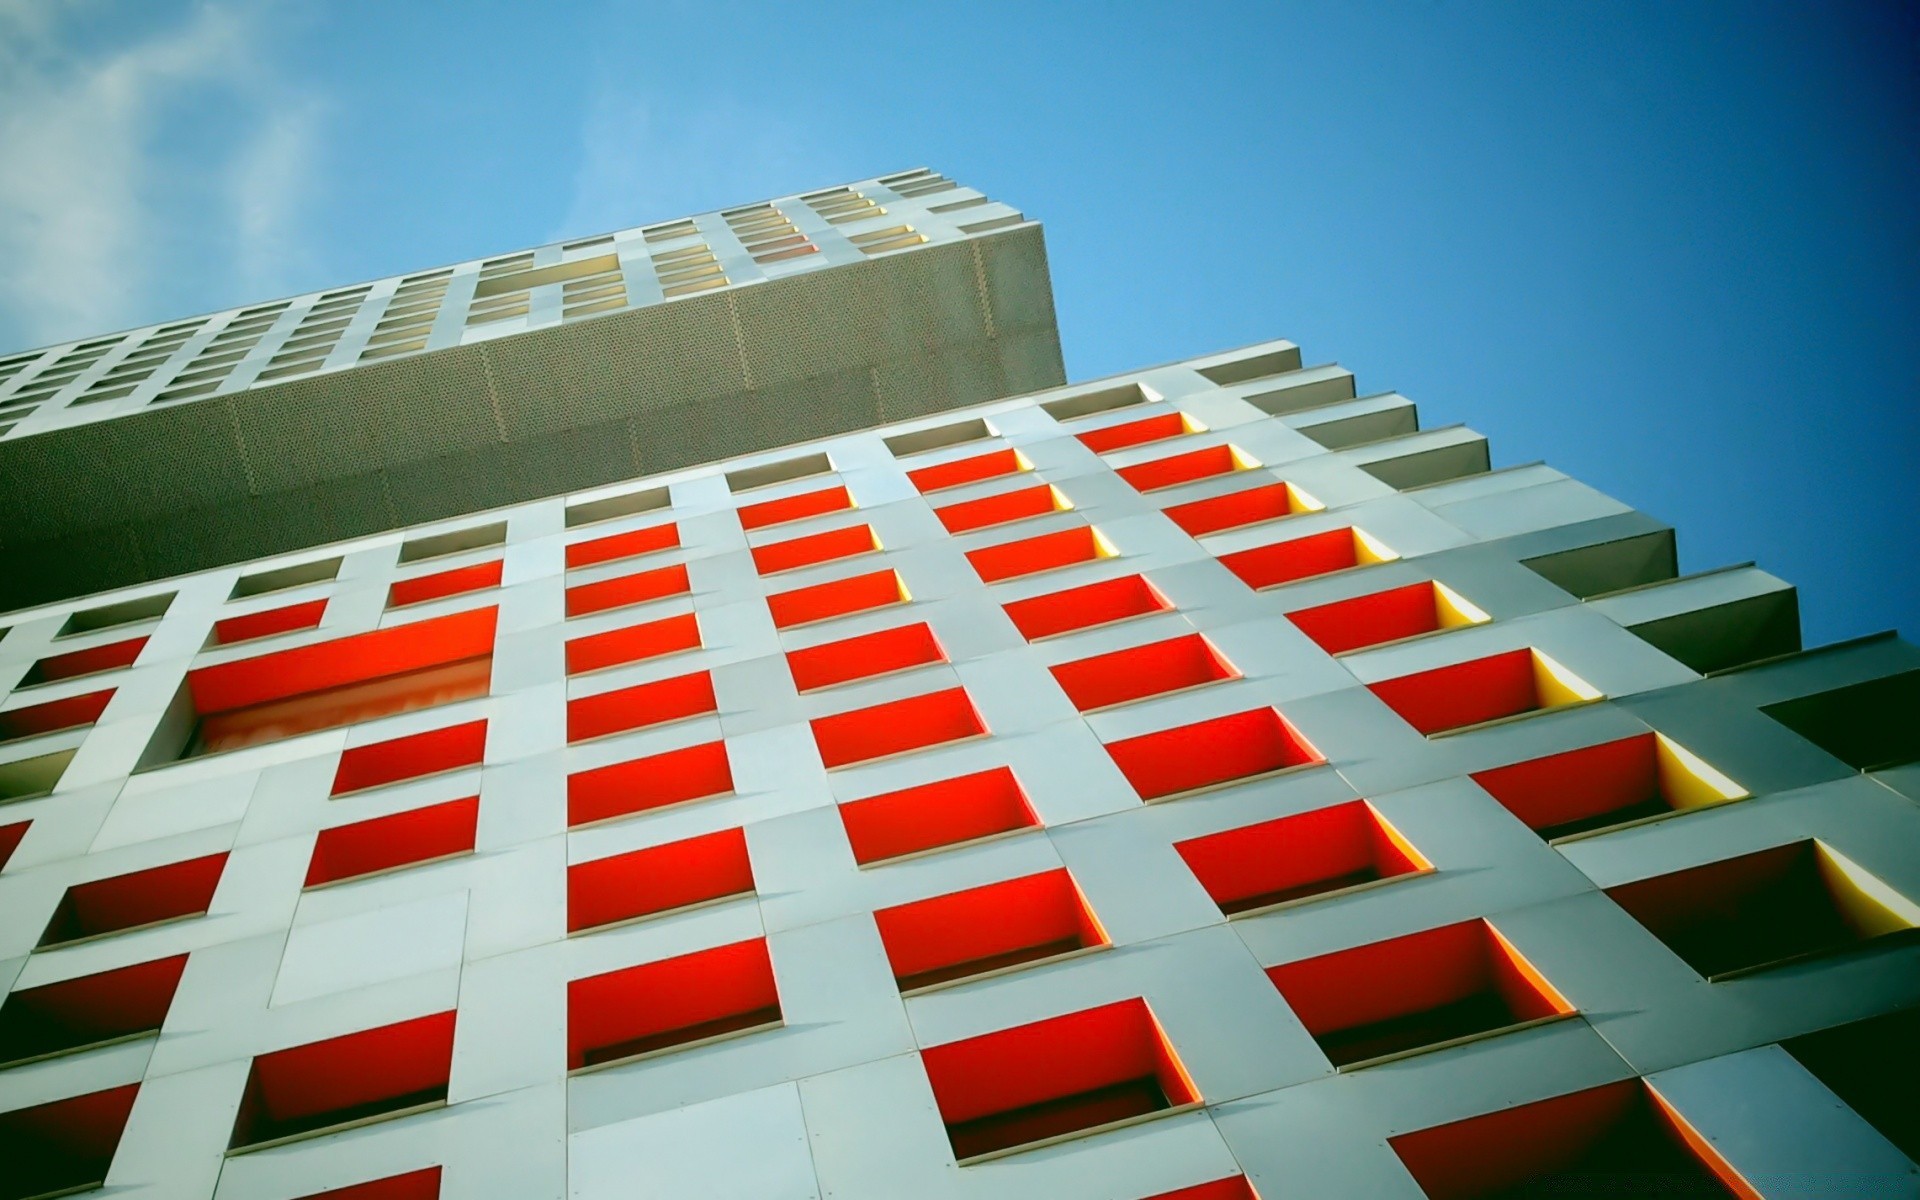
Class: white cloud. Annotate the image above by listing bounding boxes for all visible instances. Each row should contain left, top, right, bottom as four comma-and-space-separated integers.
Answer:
0, 2, 324, 351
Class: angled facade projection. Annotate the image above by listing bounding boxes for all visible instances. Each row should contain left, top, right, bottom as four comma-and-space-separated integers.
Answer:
0, 173, 1916, 1200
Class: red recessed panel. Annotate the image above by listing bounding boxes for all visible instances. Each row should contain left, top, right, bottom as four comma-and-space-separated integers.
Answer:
0, 689, 112, 742
966, 526, 1104, 584
1368, 649, 1538, 736
1471, 734, 1661, 836
567, 938, 780, 1068
875, 868, 1103, 990
297, 1167, 443, 1200
25, 636, 147, 685
1050, 634, 1234, 712
921, 997, 1199, 1160
331, 720, 487, 795
1287, 582, 1441, 655
565, 563, 691, 618
567, 827, 752, 933
231, 1012, 456, 1150
751, 524, 877, 575
1116, 445, 1238, 492
187, 607, 497, 715
767, 569, 905, 629
786, 623, 945, 692
197, 658, 493, 758
934, 484, 1060, 534
1163, 482, 1303, 537
566, 740, 732, 827
213, 599, 327, 646
1077, 412, 1188, 454
567, 671, 717, 743
304, 797, 479, 888
1145, 1181, 1259, 1200
566, 612, 700, 676
811, 687, 985, 769
0, 821, 26, 871
738, 483, 853, 530
1175, 801, 1427, 914
0, 1083, 139, 1200
1219, 528, 1361, 591
1264, 919, 1568, 1067
1389, 1081, 1755, 1200
0, 953, 188, 1064
907, 447, 1024, 494
1002, 574, 1171, 641
388, 560, 503, 609
1105, 708, 1321, 801
566, 523, 679, 569
40, 852, 227, 947
839, 767, 1039, 865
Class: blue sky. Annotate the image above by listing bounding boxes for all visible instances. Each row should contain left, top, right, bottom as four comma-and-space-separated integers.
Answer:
1, 1, 1913, 647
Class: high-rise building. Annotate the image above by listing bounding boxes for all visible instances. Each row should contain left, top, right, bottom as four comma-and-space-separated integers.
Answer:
0, 171, 1915, 1200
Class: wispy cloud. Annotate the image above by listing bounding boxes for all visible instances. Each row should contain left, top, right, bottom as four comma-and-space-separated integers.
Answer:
0, 2, 325, 351
552, 85, 853, 242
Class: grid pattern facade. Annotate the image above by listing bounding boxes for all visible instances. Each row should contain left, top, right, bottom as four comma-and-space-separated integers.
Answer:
0, 338, 1916, 1199
0, 169, 999, 438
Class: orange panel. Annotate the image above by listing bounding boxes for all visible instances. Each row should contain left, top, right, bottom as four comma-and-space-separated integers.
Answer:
567, 827, 753, 933
565, 612, 701, 675
1105, 708, 1321, 800
787, 622, 945, 692
233, 1012, 455, 1149
1002, 574, 1171, 641
1287, 582, 1440, 654
1116, 445, 1238, 492
565, 522, 679, 569
295, 1168, 443, 1200
0, 953, 188, 1064
566, 670, 717, 742
331, 720, 487, 794
838, 767, 1039, 864
0, 688, 112, 742
567, 938, 779, 1068
387, 560, 502, 609
1368, 649, 1537, 735
934, 484, 1060, 534
1077, 412, 1188, 454
1163, 482, 1302, 537
565, 563, 691, 618
907, 447, 1023, 493
1174, 801, 1426, 913
1145, 1181, 1259, 1200
40, 853, 227, 946
196, 657, 492, 756
874, 868, 1102, 988
1050, 633, 1234, 711
966, 526, 1104, 583
188, 607, 497, 714
1471, 734, 1658, 833
767, 569, 906, 629
810, 687, 986, 768
566, 739, 732, 827
750, 523, 877, 575
304, 797, 478, 887
738, 483, 853, 530
213, 599, 326, 646
24, 636, 147, 685
1219, 528, 1360, 590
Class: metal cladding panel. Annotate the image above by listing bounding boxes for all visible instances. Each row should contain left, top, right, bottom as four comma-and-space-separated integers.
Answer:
0, 332, 1913, 1195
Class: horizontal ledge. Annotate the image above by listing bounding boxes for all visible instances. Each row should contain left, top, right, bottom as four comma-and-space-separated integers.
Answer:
566, 888, 755, 938
225, 1097, 447, 1156
1705, 926, 1920, 983
954, 1100, 1207, 1167
36, 909, 210, 951
1545, 797, 1745, 846
899, 942, 1107, 998
1332, 1011, 1580, 1073
568, 1017, 785, 1075
855, 825, 1043, 870
0, 1028, 159, 1070
1423, 696, 1605, 740
1226, 867, 1437, 920
1140, 759, 1329, 806
303, 849, 475, 892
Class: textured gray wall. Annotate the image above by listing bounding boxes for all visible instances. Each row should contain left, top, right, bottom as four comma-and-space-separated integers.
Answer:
0, 229, 1063, 611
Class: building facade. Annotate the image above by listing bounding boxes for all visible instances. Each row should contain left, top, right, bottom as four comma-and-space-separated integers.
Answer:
0, 174, 1916, 1200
